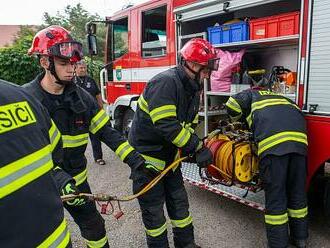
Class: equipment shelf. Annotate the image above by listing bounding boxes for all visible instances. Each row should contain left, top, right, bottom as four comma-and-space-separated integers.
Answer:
213, 35, 299, 49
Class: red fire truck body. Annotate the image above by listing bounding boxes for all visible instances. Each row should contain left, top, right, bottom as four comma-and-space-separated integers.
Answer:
97, 0, 330, 212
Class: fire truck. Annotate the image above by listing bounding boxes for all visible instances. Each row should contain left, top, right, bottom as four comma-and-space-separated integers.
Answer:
87, 0, 330, 220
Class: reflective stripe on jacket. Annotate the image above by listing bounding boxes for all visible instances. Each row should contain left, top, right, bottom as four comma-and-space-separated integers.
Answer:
24, 74, 137, 179
225, 90, 307, 158
0, 80, 70, 247
129, 65, 201, 167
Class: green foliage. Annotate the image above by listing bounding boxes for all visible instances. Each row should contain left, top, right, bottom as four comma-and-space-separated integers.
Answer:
0, 4, 107, 85
43, 3, 107, 61
0, 26, 41, 85
84, 57, 104, 83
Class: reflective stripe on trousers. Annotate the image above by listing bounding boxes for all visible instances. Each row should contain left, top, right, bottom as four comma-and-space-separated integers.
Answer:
85, 235, 108, 248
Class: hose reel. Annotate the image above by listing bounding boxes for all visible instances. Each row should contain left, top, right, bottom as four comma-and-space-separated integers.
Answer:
205, 133, 258, 183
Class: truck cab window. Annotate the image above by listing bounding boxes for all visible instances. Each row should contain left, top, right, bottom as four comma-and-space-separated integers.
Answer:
113, 17, 128, 59
141, 5, 167, 58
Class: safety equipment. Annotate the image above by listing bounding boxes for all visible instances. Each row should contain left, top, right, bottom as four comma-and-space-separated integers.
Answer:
129, 65, 200, 247
0, 79, 71, 247
180, 38, 219, 71
195, 146, 213, 168
28, 25, 83, 62
225, 90, 307, 159
204, 132, 259, 182
24, 73, 143, 248
61, 182, 86, 206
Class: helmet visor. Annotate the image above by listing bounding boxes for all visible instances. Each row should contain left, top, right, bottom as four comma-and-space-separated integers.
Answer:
207, 58, 220, 71
49, 42, 83, 61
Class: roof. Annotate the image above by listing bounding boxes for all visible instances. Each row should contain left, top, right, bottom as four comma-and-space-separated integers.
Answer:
0, 25, 21, 47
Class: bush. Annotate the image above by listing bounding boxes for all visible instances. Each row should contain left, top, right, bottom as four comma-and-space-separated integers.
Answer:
0, 47, 41, 85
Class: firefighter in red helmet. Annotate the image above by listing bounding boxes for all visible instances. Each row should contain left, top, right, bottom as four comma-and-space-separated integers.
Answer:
128, 38, 219, 248
23, 25, 147, 248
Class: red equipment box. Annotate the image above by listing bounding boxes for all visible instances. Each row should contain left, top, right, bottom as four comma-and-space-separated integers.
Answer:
249, 11, 300, 39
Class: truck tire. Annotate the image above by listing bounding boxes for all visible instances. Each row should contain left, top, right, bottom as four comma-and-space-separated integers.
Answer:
324, 178, 330, 227
122, 109, 135, 138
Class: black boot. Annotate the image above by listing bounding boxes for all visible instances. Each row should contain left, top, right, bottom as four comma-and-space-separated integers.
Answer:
290, 239, 307, 248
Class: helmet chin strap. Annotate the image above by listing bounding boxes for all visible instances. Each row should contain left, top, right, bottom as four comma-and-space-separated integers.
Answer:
48, 57, 72, 86
183, 60, 204, 84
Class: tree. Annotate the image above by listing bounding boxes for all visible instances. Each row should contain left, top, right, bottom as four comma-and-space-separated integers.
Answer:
43, 3, 106, 61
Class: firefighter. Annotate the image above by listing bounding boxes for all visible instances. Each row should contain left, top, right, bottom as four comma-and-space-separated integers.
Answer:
75, 59, 106, 165
128, 38, 219, 248
23, 25, 146, 248
225, 89, 308, 248
0, 79, 72, 247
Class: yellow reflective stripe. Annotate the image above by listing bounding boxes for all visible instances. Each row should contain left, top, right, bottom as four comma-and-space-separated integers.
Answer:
226, 97, 242, 113
115, 141, 135, 161
62, 133, 89, 148
86, 235, 108, 248
150, 105, 177, 123
89, 109, 110, 134
171, 214, 193, 228
37, 219, 70, 248
251, 98, 299, 113
172, 127, 191, 148
192, 114, 199, 124
49, 120, 61, 152
142, 154, 166, 171
183, 122, 194, 133
0, 145, 53, 199
145, 222, 168, 237
258, 131, 308, 155
73, 168, 87, 186
246, 114, 252, 128
288, 207, 308, 218
138, 95, 149, 114
265, 213, 288, 225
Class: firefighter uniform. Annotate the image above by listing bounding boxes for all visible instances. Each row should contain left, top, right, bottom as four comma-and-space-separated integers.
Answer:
24, 73, 143, 248
0, 79, 71, 247
129, 65, 201, 248
225, 89, 308, 248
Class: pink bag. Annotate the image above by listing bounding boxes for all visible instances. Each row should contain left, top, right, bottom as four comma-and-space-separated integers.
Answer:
210, 49, 245, 92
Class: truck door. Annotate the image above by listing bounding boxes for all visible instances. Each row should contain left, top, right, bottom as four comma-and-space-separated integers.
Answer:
305, 0, 330, 114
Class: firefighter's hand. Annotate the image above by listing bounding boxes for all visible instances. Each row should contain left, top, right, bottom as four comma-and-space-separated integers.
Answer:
195, 146, 213, 168
207, 129, 221, 140
138, 162, 161, 179
61, 182, 86, 206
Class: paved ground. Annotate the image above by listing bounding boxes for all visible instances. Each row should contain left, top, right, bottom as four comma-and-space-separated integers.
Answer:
67, 144, 330, 248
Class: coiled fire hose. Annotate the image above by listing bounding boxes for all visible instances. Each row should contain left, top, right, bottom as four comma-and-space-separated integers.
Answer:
61, 157, 188, 217
206, 134, 258, 183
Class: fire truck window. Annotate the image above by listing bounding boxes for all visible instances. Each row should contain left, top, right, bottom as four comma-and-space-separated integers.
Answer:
113, 17, 128, 59
142, 5, 167, 58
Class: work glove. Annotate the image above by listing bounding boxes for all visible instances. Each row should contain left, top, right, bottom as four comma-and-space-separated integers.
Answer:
137, 161, 161, 179
207, 129, 221, 140
61, 182, 86, 206
195, 146, 213, 168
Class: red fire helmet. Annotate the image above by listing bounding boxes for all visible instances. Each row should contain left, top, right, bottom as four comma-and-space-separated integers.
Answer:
180, 38, 219, 71
28, 25, 83, 63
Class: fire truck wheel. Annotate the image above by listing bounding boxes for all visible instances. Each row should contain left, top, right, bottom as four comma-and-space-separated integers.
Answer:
323, 178, 330, 227
122, 109, 135, 138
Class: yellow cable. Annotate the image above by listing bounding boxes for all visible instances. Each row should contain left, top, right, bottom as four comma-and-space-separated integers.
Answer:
61, 157, 187, 203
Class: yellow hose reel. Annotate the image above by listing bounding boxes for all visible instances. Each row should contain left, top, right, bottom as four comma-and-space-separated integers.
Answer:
206, 134, 258, 183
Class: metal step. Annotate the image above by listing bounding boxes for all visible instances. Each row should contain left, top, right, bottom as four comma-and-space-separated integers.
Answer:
181, 162, 265, 211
